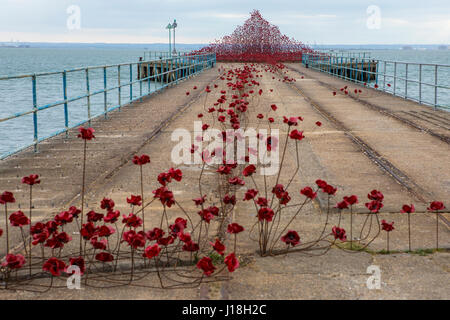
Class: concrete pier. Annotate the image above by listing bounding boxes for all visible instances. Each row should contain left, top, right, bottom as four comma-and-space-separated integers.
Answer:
0, 63, 448, 299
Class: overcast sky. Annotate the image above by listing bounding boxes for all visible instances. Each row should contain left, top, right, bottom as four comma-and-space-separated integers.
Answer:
0, 0, 449, 44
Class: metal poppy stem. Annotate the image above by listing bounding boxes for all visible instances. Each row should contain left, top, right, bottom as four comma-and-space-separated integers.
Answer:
4, 204, 9, 254
436, 211, 439, 250
407, 212, 411, 252
387, 231, 389, 253
80, 139, 87, 255
140, 165, 146, 234
29, 185, 33, 276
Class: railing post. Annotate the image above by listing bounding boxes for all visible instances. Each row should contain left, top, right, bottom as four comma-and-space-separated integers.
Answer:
419, 64, 422, 104
129, 64, 133, 103
434, 65, 438, 109
63, 71, 69, 136
86, 68, 91, 125
32, 75, 38, 152
405, 63, 408, 99
103, 67, 108, 118
139, 62, 143, 102
118, 65, 121, 111
147, 62, 151, 94
393, 62, 397, 96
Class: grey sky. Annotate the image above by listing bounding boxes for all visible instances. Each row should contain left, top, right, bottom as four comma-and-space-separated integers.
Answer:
0, 0, 449, 44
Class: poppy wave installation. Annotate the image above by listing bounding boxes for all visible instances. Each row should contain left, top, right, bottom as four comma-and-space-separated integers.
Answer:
193, 10, 313, 63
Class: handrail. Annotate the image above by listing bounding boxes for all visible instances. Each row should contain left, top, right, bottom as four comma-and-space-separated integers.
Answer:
302, 53, 450, 110
0, 53, 217, 160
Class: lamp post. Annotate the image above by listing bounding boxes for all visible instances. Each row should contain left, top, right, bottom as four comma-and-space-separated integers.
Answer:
172, 19, 178, 55
166, 23, 173, 57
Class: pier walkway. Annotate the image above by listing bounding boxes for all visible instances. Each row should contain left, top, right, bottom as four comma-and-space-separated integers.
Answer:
0, 62, 448, 299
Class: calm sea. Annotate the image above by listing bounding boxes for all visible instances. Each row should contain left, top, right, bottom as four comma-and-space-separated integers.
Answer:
0, 48, 449, 158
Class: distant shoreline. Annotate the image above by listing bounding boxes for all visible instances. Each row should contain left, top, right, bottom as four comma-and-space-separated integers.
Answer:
0, 43, 448, 50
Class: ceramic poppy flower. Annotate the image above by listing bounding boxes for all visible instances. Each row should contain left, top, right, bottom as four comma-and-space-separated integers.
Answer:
224, 253, 239, 272
289, 129, 304, 140
104, 210, 120, 223
132, 154, 150, 166
256, 197, 268, 207
168, 168, 183, 182
97, 225, 115, 237
169, 220, 185, 237
95, 252, 114, 262
196, 257, 216, 276
122, 213, 143, 228
300, 187, 317, 199
90, 237, 107, 250
53, 211, 73, 226
152, 187, 175, 207
227, 223, 244, 234
186, 91, 190, 96
243, 164, 256, 177
223, 194, 236, 205
283, 116, 298, 126
323, 184, 337, 196
87, 210, 104, 223
427, 201, 445, 211
43, 257, 66, 276
258, 207, 274, 222
365, 200, 383, 213
281, 230, 300, 247
381, 220, 395, 232
127, 195, 142, 206
315, 121, 322, 127
193, 195, 207, 206
2, 254, 26, 270
400, 204, 415, 214
228, 177, 245, 186
77, 127, 95, 140
123, 230, 146, 249
68, 206, 81, 218
80, 222, 98, 240
157, 235, 174, 246
268, 117, 274, 123
0, 191, 15, 204
344, 195, 358, 205
100, 198, 115, 211
198, 209, 215, 223
335, 200, 349, 210
332, 226, 347, 241
66, 257, 86, 275
32, 229, 49, 245
210, 238, 226, 255
315, 179, 327, 189
271, 104, 277, 111
146, 227, 164, 241
368, 190, 384, 202
243, 189, 258, 201
143, 244, 161, 259
157, 172, 172, 186
22, 174, 40, 185
9, 211, 30, 227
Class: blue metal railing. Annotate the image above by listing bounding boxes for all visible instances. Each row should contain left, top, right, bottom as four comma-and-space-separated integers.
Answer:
0, 53, 216, 159
302, 53, 450, 110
